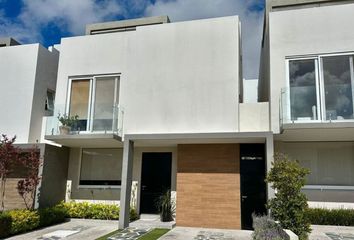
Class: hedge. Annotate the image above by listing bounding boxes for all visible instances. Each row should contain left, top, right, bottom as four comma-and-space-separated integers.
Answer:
0, 212, 12, 238
58, 201, 139, 221
306, 208, 354, 226
0, 202, 138, 238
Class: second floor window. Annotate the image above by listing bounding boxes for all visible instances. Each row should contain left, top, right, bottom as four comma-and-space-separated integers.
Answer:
287, 54, 354, 122
67, 75, 120, 132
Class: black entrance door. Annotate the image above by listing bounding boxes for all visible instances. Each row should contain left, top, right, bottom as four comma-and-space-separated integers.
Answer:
240, 144, 267, 230
140, 152, 172, 214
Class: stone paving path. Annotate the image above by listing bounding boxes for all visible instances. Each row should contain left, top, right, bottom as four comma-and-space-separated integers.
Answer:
108, 227, 150, 240
194, 230, 238, 240
325, 232, 354, 240
310, 225, 354, 240
159, 227, 252, 240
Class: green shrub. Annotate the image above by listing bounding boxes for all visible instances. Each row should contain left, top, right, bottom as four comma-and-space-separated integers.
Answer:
130, 208, 139, 221
39, 206, 67, 227
306, 208, 354, 226
8, 209, 40, 235
58, 201, 139, 221
156, 190, 174, 222
0, 212, 12, 238
266, 153, 311, 240
252, 215, 289, 240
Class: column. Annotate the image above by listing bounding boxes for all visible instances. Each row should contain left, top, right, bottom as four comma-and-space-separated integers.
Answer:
119, 140, 134, 229
266, 133, 275, 200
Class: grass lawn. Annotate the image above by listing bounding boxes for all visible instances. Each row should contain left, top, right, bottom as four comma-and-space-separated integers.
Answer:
95, 229, 121, 240
95, 228, 169, 240
139, 228, 170, 240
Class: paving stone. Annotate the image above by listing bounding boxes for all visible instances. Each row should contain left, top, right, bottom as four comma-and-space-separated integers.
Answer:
108, 227, 150, 240
326, 233, 354, 240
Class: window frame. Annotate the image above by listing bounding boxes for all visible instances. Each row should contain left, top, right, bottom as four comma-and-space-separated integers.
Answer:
45, 89, 56, 115
285, 56, 322, 123
66, 74, 120, 133
78, 147, 123, 189
286, 52, 354, 123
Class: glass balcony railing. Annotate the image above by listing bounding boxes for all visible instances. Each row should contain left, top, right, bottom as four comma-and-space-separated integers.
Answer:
280, 87, 354, 125
45, 104, 124, 137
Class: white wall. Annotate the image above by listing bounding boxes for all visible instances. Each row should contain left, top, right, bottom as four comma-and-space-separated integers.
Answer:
243, 79, 258, 103
268, 3, 354, 133
55, 16, 241, 135
0, 44, 38, 143
0, 44, 59, 143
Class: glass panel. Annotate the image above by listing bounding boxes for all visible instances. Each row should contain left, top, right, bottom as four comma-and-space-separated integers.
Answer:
69, 80, 90, 131
322, 55, 354, 120
92, 77, 116, 131
80, 148, 123, 186
289, 59, 318, 121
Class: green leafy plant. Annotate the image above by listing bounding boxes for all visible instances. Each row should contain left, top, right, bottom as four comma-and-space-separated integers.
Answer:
156, 190, 174, 222
58, 201, 139, 221
252, 214, 289, 240
57, 113, 79, 127
38, 206, 67, 227
0, 212, 12, 238
8, 209, 40, 235
266, 153, 311, 240
306, 208, 354, 226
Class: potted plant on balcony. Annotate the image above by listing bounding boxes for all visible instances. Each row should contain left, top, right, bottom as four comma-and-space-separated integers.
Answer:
57, 113, 79, 135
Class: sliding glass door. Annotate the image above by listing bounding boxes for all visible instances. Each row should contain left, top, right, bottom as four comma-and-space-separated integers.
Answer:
68, 75, 120, 132
287, 54, 354, 122
69, 79, 91, 131
321, 55, 354, 120
289, 58, 320, 122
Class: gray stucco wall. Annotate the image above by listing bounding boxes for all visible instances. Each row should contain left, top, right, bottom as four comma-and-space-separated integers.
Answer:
39, 144, 69, 208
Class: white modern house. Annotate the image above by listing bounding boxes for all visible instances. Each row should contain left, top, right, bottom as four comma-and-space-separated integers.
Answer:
2, 0, 354, 231
259, 0, 354, 209
0, 38, 69, 210
44, 15, 272, 230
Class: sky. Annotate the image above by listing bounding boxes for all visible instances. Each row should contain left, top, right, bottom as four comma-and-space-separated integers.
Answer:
0, 0, 265, 79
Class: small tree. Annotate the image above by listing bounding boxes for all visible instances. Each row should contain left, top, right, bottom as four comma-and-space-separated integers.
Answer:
266, 153, 311, 240
17, 147, 41, 210
0, 135, 20, 211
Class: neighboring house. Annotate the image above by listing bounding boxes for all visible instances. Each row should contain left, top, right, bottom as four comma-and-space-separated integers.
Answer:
44, 16, 272, 230
259, 0, 354, 209
0, 38, 69, 210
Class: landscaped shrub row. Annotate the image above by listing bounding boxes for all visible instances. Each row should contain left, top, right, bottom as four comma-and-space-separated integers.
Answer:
306, 208, 354, 226
0, 207, 66, 238
58, 201, 139, 221
0, 202, 139, 238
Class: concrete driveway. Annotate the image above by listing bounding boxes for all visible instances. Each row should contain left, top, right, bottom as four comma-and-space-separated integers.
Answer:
158, 226, 252, 240
6, 219, 119, 240
310, 225, 354, 240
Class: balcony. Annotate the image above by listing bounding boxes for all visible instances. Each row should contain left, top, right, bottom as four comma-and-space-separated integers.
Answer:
281, 86, 354, 125
44, 104, 124, 147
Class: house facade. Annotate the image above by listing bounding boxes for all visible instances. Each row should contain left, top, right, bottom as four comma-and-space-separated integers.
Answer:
44, 16, 272, 230
0, 38, 69, 210
259, 0, 354, 209
1, 0, 353, 231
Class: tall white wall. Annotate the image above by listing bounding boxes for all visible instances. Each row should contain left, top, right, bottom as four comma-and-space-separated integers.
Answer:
0, 45, 38, 143
268, 3, 354, 133
55, 16, 241, 135
0, 44, 59, 143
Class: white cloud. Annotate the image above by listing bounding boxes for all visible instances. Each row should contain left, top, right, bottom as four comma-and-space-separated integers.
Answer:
0, 0, 123, 43
0, 0, 264, 78
145, 0, 264, 79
